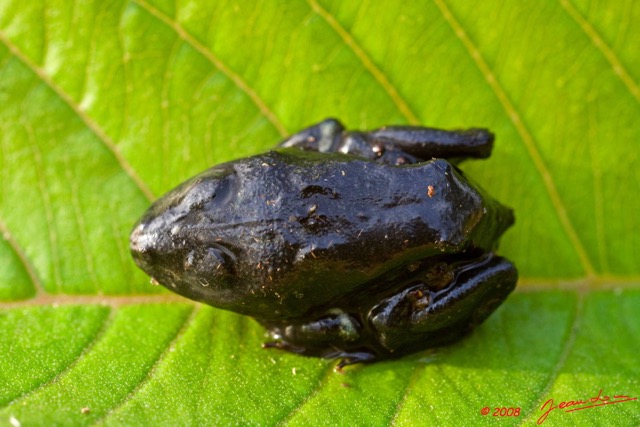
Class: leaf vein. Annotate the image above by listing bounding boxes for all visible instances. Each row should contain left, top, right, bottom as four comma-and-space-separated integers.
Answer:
558, 0, 640, 103
0, 30, 155, 202
0, 307, 113, 409
160, 37, 183, 190
306, 0, 420, 125
116, 1, 133, 148
64, 155, 100, 291
388, 364, 424, 426
0, 294, 191, 309
132, 0, 288, 136
2, 277, 639, 308
90, 305, 198, 426
23, 119, 63, 292
0, 217, 42, 296
275, 364, 336, 425
518, 291, 584, 426
431, 0, 596, 277
587, 103, 609, 273
76, 2, 100, 112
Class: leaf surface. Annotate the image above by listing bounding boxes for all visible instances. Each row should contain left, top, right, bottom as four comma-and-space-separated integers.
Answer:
1, 1, 639, 425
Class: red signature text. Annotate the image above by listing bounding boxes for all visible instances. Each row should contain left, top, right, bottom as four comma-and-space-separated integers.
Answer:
537, 389, 637, 424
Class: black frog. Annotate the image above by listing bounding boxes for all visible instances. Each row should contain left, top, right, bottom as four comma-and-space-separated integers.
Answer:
130, 119, 517, 367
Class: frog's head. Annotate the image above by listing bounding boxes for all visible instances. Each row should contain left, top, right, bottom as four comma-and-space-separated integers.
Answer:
129, 165, 247, 309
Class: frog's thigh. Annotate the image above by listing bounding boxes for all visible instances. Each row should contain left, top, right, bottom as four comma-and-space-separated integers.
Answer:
369, 255, 517, 352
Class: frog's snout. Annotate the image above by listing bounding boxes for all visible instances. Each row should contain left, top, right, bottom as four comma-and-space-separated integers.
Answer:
130, 218, 187, 289
130, 215, 240, 294
130, 220, 163, 274
130, 221, 151, 254
130, 218, 177, 269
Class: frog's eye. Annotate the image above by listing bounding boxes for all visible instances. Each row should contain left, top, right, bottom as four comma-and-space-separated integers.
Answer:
182, 179, 224, 211
163, 169, 235, 213
184, 244, 237, 286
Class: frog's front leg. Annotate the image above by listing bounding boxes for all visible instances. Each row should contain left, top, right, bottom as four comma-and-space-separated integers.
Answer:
368, 254, 517, 355
260, 309, 378, 365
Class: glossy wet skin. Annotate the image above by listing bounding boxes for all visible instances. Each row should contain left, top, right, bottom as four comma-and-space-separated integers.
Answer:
130, 119, 517, 366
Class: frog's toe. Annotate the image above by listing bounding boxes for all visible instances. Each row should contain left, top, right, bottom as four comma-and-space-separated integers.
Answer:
262, 340, 306, 354
334, 352, 378, 371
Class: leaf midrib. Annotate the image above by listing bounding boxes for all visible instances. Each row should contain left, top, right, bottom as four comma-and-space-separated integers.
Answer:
1, 277, 638, 309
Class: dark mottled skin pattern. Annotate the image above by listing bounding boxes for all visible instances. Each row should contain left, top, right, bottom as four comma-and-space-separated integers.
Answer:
131, 119, 517, 366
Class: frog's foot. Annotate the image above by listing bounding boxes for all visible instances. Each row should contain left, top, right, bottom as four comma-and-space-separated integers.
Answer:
369, 254, 517, 354
365, 125, 494, 164
263, 338, 379, 369
334, 352, 378, 371
262, 340, 306, 354
277, 118, 344, 152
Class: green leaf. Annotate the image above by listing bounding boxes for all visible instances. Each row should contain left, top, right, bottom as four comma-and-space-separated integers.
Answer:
1, 1, 639, 426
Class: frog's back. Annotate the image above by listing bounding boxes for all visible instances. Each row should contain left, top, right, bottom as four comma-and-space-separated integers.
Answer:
210, 149, 512, 317
227, 149, 510, 260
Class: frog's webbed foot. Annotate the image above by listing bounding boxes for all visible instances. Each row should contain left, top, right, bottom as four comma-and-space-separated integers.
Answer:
334, 352, 378, 371
369, 254, 517, 354
262, 340, 306, 354
277, 118, 494, 166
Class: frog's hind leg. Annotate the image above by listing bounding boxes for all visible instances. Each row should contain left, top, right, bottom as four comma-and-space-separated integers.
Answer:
364, 125, 495, 165
277, 118, 494, 166
368, 254, 517, 355
298, 124, 493, 165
